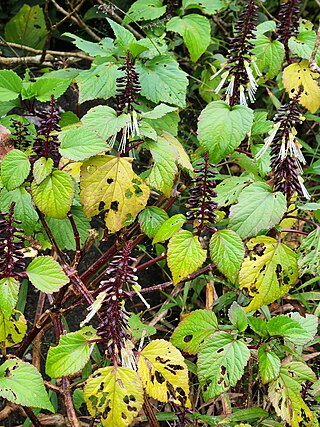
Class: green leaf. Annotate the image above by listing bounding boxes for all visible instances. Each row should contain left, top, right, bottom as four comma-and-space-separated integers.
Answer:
84, 366, 144, 427
182, 0, 226, 14
5, 5, 48, 49
239, 237, 298, 312
76, 63, 120, 103
167, 230, 207, 285
82, 105, 130, 139
127, 313, 157, 339
0, 186, 38, 235
267, 315, 316, 347
0, 358, 54, 411
298, 227, 320, 276
27, 256, 69, 293
31, 76, 71, 102
33, 157, 53, 185
1, 149, 30, 190
80, 155, 150, 233
253, 35, 285, 80
0, 310, 27, 347
248, 317, 268, 339
0, 71, 22, 102
254, 20, 276, 37
123, 0, 166, 25
63, 32, 115, 57
197, 101, 254, 163
107, 18, 136, 51
258, 343, 281, 384
146, 138, 178, 197
167, 14, 211, 62
229, 183, 287, 239
46, 327, 97, 378
152, 214, 186, 244
268, 362, 316, 427
289, 312, 318, 344
215, 176, 254, 207
136, 55, 188, 107
160, 131, 193, 173
171, 309, 218, 355
31, 170, 74, 219
289, 29, 320, 64
209, 230, 244, 283
59, 127, 109, 161
138, 206, 169, 239
141, 104, 178, 120
228, 302, 248, 332
0, 278, 19, 319
197, 331, 250, 400
144, 110, 180, 136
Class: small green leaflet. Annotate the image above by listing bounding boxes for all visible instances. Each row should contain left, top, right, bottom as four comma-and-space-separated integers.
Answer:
141, 104, 178, 120
197, 331, 250, 400
82, 105, 130, 140
258, 343, 281, 384
152, 214, 186, 244
298, 227, 320, 275
127, 313, 156, 339
33, 157, 53, 185
289, 29, 320, 64
138, 206, 169, 239
63, 32, 115, 57
229, 183, 287, 239
46, 327, 97, 378
31, 170, 74, 219
167, 230, 207, 285
0, 277, 19, 319
1, 149, 30, 190
239, 236, 298, 312
171, 309, 218, 354
197, 101, 254, 163
215, 176, 254, 207
267, 314, 317, 347
228, 302, 248, 332
0, 70, 22, 102
248, 317, 268, 339
107, 18, 136, 51
31, 76, 72, 102
209, 230, 244, 283
136, 55, 188, 107
123, 0, 166, 25
167, 14, 211, 62
182, 0, 226, 14
253, 35, 285, 80
0, 358, 54, 411
27, 256, 69, 293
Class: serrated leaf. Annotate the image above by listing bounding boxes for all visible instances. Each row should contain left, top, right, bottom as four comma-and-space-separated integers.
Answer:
0, 310, 27, 347
123, 0, 166, 25
0, 70, 22, 102
171, 310, 218, 354
82, 105, 130, 140
31, 170, 74, 219
160, 131, 193, 173
215, 176, 254, 207
268, 362, 316, 427
33, 157, 53, 185
5, 4, 47, 49
152, 214, 186, 244
31, 77, 71, 102
27, 256, 69, 293
289, 30, 320, 64
145, 110, 180, 136
229, 183, 287, 239
228, 302, 248, 332
141, 104, 177, 120
1, 149, 30, 190
197, 101, 254, 163
80, 155, 150, 233
138, 339, 189, 404
138, 206, 169, 239
239, 237, 298, 312
127, 313, 156, 339
288, 312, 318, 344
0, 358, 53, 411
0, 278, 19, 319
209, 230, 244, 283
248, 317, 268, 339
167, 14, 211, 62
84, 366, 143, 427
182, 0, 226, 14
136, 55, 188, 107
267, 315, 315, 347
107, 18, 136, 51
253, 35, 284, 80
0, 186, 38, 235
46, 206, 90, 251
197, 331, 250, 400
63, 32, 115, 57
283, 60, 320, 113
167, 230, 206, 285
46, 327, 97, 378
298, 227, 320, 275
59, 127, 109, 161
258, 343, 281, 384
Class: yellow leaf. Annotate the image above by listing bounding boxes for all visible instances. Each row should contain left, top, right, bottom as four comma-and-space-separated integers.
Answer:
138, 339, 190, 405
239, 236, 298, 312
283, 60, 320, 113
0, 310, 27, 347
80, 155, 150, 233
161, 131, 194, 173
84, 366, 143, 427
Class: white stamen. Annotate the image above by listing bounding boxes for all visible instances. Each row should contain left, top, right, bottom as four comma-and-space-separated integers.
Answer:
239, 85, 248, 106
255, 122, 281, 160
298, 176, 310, 199
214, 71, 229, 94
252, 59, 262, 77
210, 63, 227, 80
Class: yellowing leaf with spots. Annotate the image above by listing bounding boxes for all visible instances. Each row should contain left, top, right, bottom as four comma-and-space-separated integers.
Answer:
138, 339, 190, 405
283, 60, 320, 113
84, 366, 143, 427
167, 230, 207, 285
0, 310, 27, 347
239, 236, 298, 312
80, 155, 150, 233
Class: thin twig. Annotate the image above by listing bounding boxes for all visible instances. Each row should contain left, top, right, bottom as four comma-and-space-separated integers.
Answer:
309, 24, 320, 72
68, 211, 81, 268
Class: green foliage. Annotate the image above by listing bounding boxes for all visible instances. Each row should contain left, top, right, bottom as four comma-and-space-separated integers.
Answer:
26, 256, 69, 293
